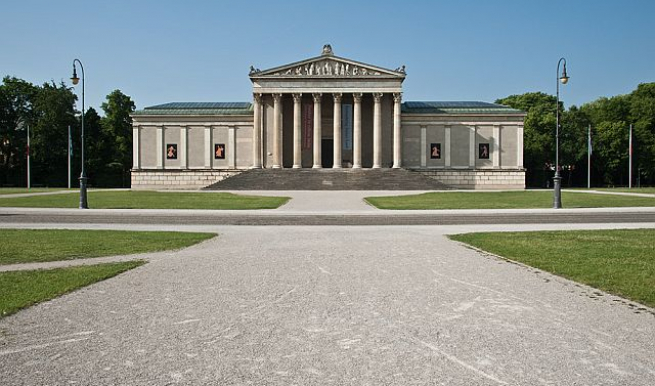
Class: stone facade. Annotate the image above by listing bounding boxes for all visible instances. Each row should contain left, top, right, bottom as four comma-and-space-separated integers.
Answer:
417, 170, 525, 190
131, 45, 526, 190
131, 170, 240, 190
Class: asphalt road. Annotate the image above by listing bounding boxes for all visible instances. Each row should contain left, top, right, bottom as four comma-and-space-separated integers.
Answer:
1, 226, 653, 385
2, 208, 655, 225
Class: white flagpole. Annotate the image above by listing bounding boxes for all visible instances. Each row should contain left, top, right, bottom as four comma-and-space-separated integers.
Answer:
27, 125, 30, 190
629, 124, 633, 189
587, 124, 591, 189
68, 125, 71, 189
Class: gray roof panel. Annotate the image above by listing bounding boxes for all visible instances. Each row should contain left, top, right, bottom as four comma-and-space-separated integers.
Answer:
402, 101, 524, 114
134, 102, 253, 116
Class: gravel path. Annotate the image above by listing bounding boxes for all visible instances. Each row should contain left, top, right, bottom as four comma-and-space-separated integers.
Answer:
1, 226, 653, 385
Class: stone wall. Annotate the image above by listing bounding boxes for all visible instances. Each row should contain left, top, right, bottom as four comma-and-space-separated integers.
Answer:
415, 169, 525, 189
131, 170, 241, 190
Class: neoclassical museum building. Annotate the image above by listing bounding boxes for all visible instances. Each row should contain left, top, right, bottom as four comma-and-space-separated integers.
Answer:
131, 45, 526, 189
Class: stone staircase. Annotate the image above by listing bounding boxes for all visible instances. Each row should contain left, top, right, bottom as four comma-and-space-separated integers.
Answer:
204, 168, 449, 190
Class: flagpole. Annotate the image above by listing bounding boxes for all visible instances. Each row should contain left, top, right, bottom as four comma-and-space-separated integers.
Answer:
629, 124, 633, 189
587, 124, 591, 189
27, 125, 30, 190
68, 125, 71, 189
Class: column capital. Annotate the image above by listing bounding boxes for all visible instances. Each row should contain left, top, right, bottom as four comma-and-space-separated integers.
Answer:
272, 93, 283, 102
332, 93, 342, 103
353, 93, 363, 103
373, 92, 383, 102
292, 93, 302, 102
393, 92, 402, 103
312, 93, 322, 103
253, 93, 263, 103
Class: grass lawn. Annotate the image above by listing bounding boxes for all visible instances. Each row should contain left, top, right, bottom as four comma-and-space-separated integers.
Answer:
0, 229, 216, 265
0, 188, 69, 195
595, 187, 655, 194
0, 190, 289, 209
365, 191, 655, 210
450, 229, 655, 308
0, 261, 144, 318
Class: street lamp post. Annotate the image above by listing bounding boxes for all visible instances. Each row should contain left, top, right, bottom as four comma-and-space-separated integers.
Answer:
71, 59, 88, 209
553, 57, 569, 209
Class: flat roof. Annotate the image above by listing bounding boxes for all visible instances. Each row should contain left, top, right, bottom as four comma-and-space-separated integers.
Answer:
133, 101, 523, 116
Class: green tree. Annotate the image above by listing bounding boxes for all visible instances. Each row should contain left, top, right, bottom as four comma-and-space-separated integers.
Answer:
80, 107, 105, 186
100, 90, 135, 187
0, 77, 38, 186
30, 81, 77, 186
580, 95, 632, 185
496, 92, 558, 187
558, 105, 593, 186
628, 83, 655, 185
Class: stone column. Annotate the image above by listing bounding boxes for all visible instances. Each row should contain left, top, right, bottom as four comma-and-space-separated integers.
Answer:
132, 126, 140, 170
444, 125, 452, 168
493, 124, 501, 168
272, 93, 283, 168
469, 125, 477, 168
333, 93, 342, 168
420, 126, 427, 168
372, 93, 383, 168
352, 93, 363, 169
392, 92, 402, 168
312, 93, 322, 168
156, 125, 164, 168
180, 126, 188, 169
229, 126, 237, 168
517, 125, 524, 169
252, 94, 262, 168
292, 93, 302, 168
204, 126, 213, 168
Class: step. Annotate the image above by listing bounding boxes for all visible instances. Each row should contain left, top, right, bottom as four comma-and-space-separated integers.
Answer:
204, 169, 449, 191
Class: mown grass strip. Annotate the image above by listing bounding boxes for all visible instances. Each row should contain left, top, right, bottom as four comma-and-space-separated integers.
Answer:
0, 188, 69, 195
0, 261, 145, 318
0, 229, 216, 265
449, 229, 655, 308
365, 191, 654, 210
0, 190, 289, 209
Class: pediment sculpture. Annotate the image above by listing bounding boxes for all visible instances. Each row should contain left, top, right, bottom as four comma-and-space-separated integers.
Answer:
270, 59, 385, 77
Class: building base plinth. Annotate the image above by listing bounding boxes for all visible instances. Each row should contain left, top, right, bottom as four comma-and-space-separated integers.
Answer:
414, 169, 526, 190
130, 169, 242, 190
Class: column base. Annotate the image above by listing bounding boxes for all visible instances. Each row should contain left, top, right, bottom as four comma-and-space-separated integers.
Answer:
332, 165, 343, 169
312, 165, 322, 169
392, 165, 401, 169
292, 165, 302, 169
352, 165, 362, 169
372, 165, 381, 169
272, 165, 282, 169
250, 165, 262, 169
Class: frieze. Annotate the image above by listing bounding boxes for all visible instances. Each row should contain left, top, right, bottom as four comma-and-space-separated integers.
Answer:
267, 59, 386, 77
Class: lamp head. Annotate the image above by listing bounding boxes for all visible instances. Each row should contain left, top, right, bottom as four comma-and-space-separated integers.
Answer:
71, 65, 79, 85
559, 64, 569, 84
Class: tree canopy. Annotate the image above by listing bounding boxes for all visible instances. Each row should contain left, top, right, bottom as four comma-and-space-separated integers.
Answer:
0, 77, 135, 187
497, 83, 655, 187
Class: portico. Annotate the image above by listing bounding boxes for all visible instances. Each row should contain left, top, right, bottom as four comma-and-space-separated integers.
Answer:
249, 44, 404, 169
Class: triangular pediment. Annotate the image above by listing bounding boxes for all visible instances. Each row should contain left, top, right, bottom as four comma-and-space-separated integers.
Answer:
250, 52, 406, 79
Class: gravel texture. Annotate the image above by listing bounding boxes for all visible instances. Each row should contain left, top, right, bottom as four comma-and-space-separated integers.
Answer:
1, 225, 654, 385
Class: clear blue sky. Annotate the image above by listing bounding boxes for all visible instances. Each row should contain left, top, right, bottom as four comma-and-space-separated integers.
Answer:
2, 0, 653, 114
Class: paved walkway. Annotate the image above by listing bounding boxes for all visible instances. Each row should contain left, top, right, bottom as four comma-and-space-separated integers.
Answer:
1, 190, 654, 384
0, 188, 130, 199
1, 225, 654, 385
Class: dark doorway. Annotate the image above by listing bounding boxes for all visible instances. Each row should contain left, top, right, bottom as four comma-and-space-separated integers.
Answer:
321, 139, 333, 168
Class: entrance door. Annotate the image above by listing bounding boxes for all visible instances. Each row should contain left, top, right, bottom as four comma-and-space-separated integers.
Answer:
321, 139, 333, 168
